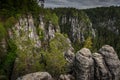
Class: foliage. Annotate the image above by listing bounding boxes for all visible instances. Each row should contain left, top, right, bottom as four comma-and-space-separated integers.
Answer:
83, 37, 93, 50
5, 17, 17, 28
0, 22, 6, 41
1, 1, 120, 79
0, 0, 42, 19
45, 12, 59, 26
44, 33, 69, 77
84, 6, 120, 58
50, 33, 70, 52
38, 28, 44, 41
0, 22, 6, 65
0, 39, 17, 79
13, 31, 44, 76
45, 50, 67, 77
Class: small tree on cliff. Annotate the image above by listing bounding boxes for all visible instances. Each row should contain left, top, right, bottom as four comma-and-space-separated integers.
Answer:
84, 36, 93, 50
45, 33, 69, 77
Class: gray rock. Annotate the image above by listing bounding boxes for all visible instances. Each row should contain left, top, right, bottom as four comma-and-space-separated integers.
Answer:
60, 16, 96, 43
93, 53, 112, 80
59, 74, 75, 80
73, 48, 94, 80
16, 72, 53, 80
14, 15, 41, 48
99, 45, 120, 80
64, 50, 75, 63
72, 45, 120, 80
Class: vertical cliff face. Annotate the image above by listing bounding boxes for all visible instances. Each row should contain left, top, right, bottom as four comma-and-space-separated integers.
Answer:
39, 16, 60, 41
98, 19, 119, 34
12, 15, 41, 48
59, 13, 96, 43
10, 15, 61, 80
10, 15, 60, 49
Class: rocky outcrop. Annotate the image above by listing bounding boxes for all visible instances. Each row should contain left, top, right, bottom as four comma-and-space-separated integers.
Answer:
73, 48, 94, 80
64, 50, 74, 63
60, 15, 96, 43
93, 53, 112, 80
99, 45, 120, 80
72, 45, 120, 80
15, 45, 120, 80
13, 15, 41, 48
96, 19, 119, 35
39, 15, 60, 41
16, 72, 53, 80
64, 38, 75, 63
11, 15, 60, 80
12, 15, 60, 49
59, 74, 75, 80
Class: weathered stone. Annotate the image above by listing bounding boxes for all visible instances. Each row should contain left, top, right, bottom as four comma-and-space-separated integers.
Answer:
14, 15, 41, 48
59, 74, 75, 80
11, 15, 60, 80
99, 45, 120, 80
16, 72, 53, 80
93, 53, 112, 80
64, 50, 75, 63
60, 15, 96, 43
73, 48, 94, 80
72, 45, 120, 80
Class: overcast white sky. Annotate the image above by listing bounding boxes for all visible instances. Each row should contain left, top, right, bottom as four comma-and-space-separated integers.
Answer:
44, 0, 120, 9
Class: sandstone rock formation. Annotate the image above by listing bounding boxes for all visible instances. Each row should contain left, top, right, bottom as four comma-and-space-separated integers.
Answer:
73, 45, 120, 80
59, 74, 75, 80
93, 53, 112, 80
98, 45, 120, 80
60, 15, 96, 43
11, 15, 61, 80
73, 48, 94, 80
16, 45, 120, 80
16, 72, 53, 80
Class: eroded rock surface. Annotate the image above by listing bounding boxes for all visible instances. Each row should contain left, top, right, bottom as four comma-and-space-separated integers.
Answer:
16, 72, 53, 80
59, 74, 75, 80
93, 53, 112, 80
73, 48, 94, 80
99, 45, 120, 80
72, 45, 120, 80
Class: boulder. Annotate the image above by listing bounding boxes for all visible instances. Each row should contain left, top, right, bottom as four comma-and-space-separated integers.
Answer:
16, 72, 53, 80
59, 74, 75, 80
